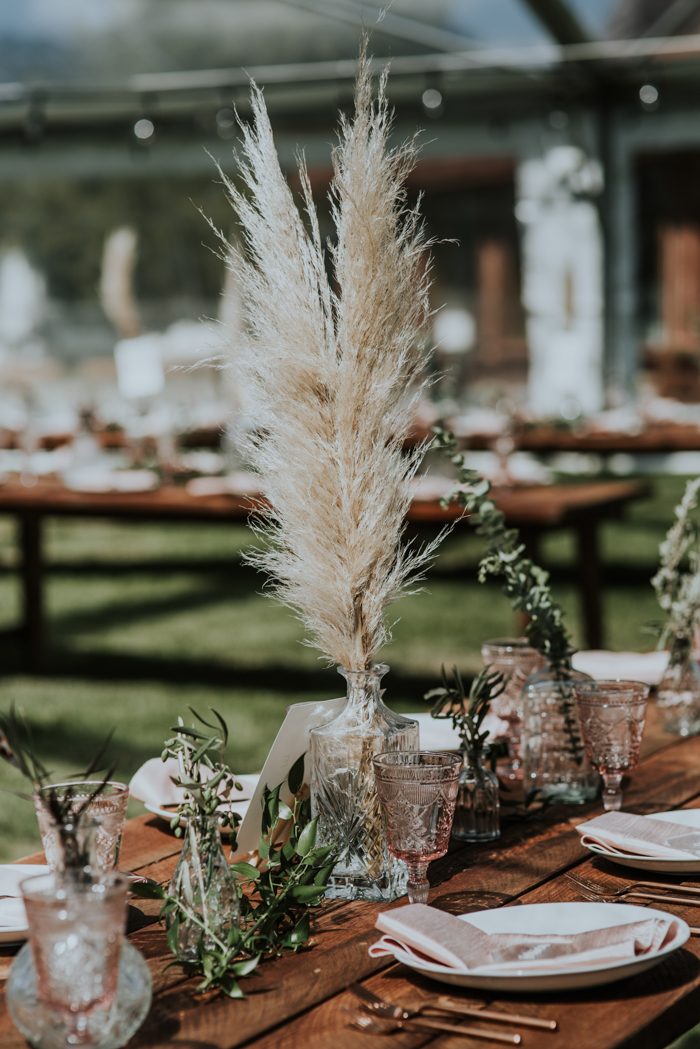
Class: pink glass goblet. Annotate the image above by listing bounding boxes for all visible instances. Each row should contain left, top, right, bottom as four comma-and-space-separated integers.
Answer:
373, 751, 461, 904
574, 679, 649, 811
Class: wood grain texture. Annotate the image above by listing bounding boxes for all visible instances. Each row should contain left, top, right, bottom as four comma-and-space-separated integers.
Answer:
2, 716, 700, 1048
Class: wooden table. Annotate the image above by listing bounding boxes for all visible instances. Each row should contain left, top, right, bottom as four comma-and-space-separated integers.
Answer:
3, 704, 700, 1048
0, 478, 646, 665
457, 421, 700, 456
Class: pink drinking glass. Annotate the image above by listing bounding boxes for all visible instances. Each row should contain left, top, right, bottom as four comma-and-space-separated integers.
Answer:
373, 751, 461, 904
21, 871, 128, 1047
575, 679, 649, 811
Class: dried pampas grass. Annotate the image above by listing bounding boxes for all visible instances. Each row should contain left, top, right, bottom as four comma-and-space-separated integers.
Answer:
216, 55, 443, 670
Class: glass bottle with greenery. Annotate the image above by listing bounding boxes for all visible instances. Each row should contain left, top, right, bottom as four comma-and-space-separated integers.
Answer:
161, 711, 241, 964
426, 666, 502, 841
434, 429, 597, 804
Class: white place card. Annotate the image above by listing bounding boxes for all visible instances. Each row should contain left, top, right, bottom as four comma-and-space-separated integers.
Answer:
233, 696, 345, 858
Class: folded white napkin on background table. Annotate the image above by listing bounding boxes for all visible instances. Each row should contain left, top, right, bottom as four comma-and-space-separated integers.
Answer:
129, 757, 258, 811
577, 811, 700, 859
369, 903, 678, 975
571, 650, 668, 686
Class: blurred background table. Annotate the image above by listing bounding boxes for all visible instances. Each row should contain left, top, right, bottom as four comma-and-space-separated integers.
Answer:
0, 477, 647, 667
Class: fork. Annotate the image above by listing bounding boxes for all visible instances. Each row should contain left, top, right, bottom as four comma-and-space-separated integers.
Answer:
573, 882, 700, 932
350, 982, 558, 1031
348, 1010, 522, 1044
566, 872, 700, 906
567, 872, 700, 900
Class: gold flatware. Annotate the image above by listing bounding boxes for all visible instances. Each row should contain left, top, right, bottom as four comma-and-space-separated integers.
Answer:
350, 982, 557, 1031
349, 1010, 522, 1044
569, 876, 700, 899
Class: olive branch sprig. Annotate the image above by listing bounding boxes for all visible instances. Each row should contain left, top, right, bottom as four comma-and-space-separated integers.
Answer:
0, 704, 115, 870
161, 708, 243, 836
132, 734, 337, 999
425, 665, 505, 762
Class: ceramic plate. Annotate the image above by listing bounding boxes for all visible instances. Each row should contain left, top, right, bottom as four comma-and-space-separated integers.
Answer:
581, 809, 700, 874
144, 773, 260, 830
388, 902, 689, 992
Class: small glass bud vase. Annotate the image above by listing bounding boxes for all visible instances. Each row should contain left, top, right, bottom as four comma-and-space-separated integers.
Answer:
452, 751, 500, 842
657, 639, 700, 737
310, 664, 418, 902
166, 813, 239, 964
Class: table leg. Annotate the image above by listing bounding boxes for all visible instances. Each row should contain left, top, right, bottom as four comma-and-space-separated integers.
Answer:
19, 513, 44, 668
576, 520, 603, 649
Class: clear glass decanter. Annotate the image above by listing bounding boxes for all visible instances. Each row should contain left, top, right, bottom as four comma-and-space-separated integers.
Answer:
521, 658, 599, 805
310, 664, 418, 902
167, 813, 239, 964
657, 638, 700, 737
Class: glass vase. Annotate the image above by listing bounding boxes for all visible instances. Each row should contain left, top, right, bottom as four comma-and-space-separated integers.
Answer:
521, 662, 599, 805
166, 814, 239, 964
657, 640, 700, 737
310, 664, 419, 902
481, 638, 544, 780
452, 752, 500, 842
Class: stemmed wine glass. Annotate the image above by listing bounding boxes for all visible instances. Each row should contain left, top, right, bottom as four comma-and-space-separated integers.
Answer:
373, 751, 461, 904
574, 679, 649, 811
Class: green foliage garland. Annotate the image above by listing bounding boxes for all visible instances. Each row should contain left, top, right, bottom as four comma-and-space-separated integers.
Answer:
133, 719, 337, 999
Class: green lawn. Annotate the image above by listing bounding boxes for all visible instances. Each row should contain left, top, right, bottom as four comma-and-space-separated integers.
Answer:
0, 473, 685, 860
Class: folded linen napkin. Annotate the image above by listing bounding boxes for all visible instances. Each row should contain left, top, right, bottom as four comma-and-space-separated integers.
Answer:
0, 864, 48, 928
577, 811, 700, 860
571, 649, 668, 687
408, 712, 509, 751
129, 757, 257, 812
369, 903, 678, 975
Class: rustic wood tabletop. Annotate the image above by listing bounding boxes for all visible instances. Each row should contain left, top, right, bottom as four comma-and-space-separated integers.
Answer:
2, 703, 700, 1049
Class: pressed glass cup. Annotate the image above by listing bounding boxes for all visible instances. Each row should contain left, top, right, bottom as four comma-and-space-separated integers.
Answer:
35, 781, 129, 873
21, 871, 128, 1047
373, 751, 461, 905
575, 679, 649, 811
481, 637, 544, 779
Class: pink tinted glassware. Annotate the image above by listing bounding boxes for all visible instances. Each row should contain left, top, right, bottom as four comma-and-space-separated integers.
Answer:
373, 751, 461, 904
21, 871, 128, 1047
34, 781, 129, 873
575, 679, 649, 811
481, 637, 544, 779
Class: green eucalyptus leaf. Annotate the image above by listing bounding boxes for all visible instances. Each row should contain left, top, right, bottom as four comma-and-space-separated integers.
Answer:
287, 753, 305, 795
295, 816, 318, 857
230, 861, 260, 882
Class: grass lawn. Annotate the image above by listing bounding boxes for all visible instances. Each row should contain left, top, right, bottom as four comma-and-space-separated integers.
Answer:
0, 473, 683, 861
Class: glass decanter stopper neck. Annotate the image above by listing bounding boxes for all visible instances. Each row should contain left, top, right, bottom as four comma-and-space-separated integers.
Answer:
338, 664, 388, 714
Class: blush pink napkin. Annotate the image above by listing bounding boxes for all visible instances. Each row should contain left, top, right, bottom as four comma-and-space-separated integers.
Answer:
369, 903, 679, 975
577, 811, 700, 860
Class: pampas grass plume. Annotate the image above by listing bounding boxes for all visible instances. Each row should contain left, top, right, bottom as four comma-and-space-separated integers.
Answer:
216, 53, 443, 670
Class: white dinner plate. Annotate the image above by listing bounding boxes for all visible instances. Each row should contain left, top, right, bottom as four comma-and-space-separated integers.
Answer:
388, 902, 689, 992
144, 773, 259, 830
581, 809, 700, 874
